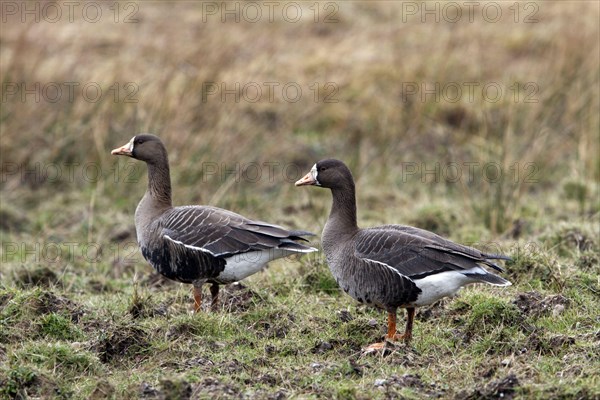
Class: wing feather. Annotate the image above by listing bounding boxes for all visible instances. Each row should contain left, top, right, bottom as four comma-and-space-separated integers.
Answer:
354, 226, 509, 279
161, 206, 316, 258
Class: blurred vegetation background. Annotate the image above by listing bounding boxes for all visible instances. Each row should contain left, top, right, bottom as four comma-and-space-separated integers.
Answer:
1, 2, 598, 243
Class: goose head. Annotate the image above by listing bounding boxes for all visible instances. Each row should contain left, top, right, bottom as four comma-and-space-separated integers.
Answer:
295, 159, 354, 190
111, 134, 167, 165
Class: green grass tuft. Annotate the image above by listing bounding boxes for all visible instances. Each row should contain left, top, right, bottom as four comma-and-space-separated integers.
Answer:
15, 342, 100, 376
0, 366, 38, 399
39, 314, 83, 341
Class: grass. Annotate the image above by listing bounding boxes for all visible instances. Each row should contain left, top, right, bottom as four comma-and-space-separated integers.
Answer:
1, 1, 599, 399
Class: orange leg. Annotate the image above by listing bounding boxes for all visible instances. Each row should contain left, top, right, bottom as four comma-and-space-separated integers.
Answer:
364, 307, 415, 352
392, 307, 415, 343
386, 311, 398, 340
210, 284, 220, 311
193, 286, 202, 313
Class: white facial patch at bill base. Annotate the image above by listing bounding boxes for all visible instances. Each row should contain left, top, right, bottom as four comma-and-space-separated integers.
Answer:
311, 164, 321, 186
127, 136, 135, 152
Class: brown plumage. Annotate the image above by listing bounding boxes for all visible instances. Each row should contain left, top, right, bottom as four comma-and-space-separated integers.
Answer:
296, 159, 511, 350
112, 134, 316, 311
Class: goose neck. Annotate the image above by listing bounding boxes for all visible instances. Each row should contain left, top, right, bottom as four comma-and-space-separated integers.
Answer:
327, 184, 358, 234
146, 160, 172, 209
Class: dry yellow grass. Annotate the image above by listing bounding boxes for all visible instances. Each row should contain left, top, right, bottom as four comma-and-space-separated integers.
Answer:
2, 2, 597, 190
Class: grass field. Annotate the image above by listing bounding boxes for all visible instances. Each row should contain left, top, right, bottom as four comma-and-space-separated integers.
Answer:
1, 1, 599, 399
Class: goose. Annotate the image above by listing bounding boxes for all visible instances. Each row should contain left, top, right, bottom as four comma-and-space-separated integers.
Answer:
111, 134, 316, 312
295, 159, 511, 351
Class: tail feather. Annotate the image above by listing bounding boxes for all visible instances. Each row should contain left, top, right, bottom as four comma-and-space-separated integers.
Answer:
484, 253, 512, 261
279, 240, 318, 253
464, 272, 512, 287
288, 230, 316, 241
481, 253, 512, 273
482, 260, 505, 273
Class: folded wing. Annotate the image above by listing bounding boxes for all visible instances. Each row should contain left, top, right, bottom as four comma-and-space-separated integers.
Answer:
161, 205, 316, 258
354, 225, 510, 285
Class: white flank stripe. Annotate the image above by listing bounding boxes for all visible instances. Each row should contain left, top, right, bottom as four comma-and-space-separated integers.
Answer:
290, 246, 318, 253
164, 234, 216, 256
363, 257, 408, 279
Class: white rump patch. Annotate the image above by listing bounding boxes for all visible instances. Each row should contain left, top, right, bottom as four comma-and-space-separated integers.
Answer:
412, 268, 482, 306
220, 248, 294, 282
